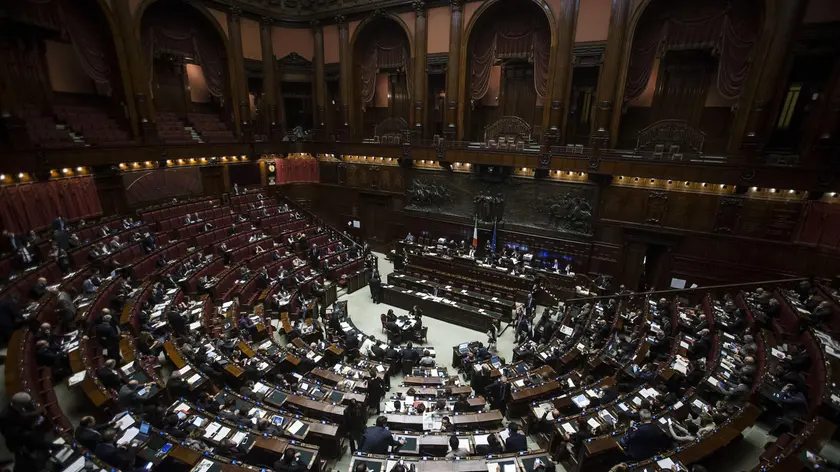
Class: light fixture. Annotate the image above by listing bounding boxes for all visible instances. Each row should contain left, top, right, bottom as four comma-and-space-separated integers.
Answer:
76, 167, 83, 172
788, 189, 795, 194
650, 178, 655, 183
568, 171, 573, 175
145, 161, 151, 166
720, 184, 726, 189
18, 173, 24, 179
189, 158, 196, 163
771, 188, 777, 193
522, 167, 527, 172
579, 172, 585, 176
750, 187, 758, 191
62, 168, 69, 174
634, 177, 639, 182
167, 160, 173, 165
0, 174, 4, 180
119, 163, 126, 169
702, 183, 707, 187
667, 180, 672, 184
618, 176, 623, 180
684, 181, 690, 186
831, 192, 837, 197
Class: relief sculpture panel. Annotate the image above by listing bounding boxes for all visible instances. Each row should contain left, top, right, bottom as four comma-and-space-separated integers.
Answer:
404, 170, 597, 237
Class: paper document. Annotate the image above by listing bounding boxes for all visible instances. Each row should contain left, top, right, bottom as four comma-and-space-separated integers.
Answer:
202, 422, 222, 438
62, 457, 85, 472
115, 414, 135, 431
68, 370, 86, 387
231, 431, 248, 445
212, 426, 231, 441
117, 427, 139, 445
288, 420, 306, 435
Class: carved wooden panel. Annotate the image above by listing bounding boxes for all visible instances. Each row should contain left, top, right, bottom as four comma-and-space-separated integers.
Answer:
644, 191, 668, 225
713, 197, 743, 234
600, 187, 647, 223
738, 200, 803, 241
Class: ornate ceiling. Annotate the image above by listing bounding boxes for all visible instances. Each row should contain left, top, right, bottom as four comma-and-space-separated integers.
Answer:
201, 0, 463, 25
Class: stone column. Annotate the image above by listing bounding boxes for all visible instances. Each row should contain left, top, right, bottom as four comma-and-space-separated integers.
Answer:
444, 0, 463, 140
312, 21, 328, 134
228, 8, 251, 140
413, 1, 428, 136
337, 15, 352, 134
590, 0, 632, 148
260, 17, 281, 139
546, 0, 580, 144
113, 0, 157, 144
729, 0, 808, 155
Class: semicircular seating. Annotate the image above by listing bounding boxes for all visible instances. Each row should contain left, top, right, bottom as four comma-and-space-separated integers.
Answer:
2, 188, 838, 472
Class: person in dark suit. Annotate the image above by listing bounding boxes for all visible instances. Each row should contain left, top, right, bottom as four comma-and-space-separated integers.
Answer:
94, 429, 140, 470
453, 395, 471, 412
360, 416, 405, 454
346, 399, 367, 453
97, 359, 122, 390
504, 423, 527, 452
167, 308, 188, 336
29, 277, 48, 301
0, 293, 24, 344
166, 370, 190, 398
95, 314, 121, 361
74, 416, 114, 450
618, 409, 672, 460
690, 329, 712, 358
274, 448, 309, 472
401, 342, 420, 362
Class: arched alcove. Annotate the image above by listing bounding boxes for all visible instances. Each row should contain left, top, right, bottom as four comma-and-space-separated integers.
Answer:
352, 16, 413, 139
617, 0, 764, 153
139, 0, 232, 125
463, 0, 552, 143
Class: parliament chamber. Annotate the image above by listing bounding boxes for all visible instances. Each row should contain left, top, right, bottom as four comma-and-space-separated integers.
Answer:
1, 0, 840, 471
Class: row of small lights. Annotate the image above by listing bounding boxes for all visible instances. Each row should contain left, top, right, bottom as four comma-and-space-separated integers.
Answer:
616, 175, 819, 196
1, 168, 88, 183
118, 156, 248, 170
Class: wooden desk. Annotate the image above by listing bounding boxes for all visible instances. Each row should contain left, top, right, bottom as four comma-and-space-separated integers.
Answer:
382, 285, 502, 332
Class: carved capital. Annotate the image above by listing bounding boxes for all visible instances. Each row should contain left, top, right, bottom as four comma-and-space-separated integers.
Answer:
413, 1, 427, 15
260, 17, 273, 27
335, 15, 347, 25
229, 6, 242, 18
596, 100, 613, 111
310, 19, 321, 28
450, 0, 463, 12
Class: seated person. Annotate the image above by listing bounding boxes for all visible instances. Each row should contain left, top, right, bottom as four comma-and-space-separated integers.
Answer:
618, 409, 671, 460
446, 435, 470, 458
419, 350, 435, 367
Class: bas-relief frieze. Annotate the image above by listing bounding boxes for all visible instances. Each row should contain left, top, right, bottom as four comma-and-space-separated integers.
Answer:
404, 170, 596, 236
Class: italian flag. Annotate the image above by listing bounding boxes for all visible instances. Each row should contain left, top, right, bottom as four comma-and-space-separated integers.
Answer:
472, 216, 479, 247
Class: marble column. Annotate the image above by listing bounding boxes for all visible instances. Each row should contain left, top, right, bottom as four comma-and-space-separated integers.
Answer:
444, 0, 463, 140
591, 0, 632, 148
337, 15, 352, 134
260, 17, 282, 139
413, 2, 428, 136
312, 21, 328, 133
228, 8, 251, 139
546, 0, 580, 144
730, 0, 808, 154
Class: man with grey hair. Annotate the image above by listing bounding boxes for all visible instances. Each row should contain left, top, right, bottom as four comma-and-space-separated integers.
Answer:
619, 408, 671, 460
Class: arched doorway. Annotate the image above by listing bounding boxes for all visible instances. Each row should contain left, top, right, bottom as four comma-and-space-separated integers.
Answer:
463, 0, 552, 144
352, 16, 413, 140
